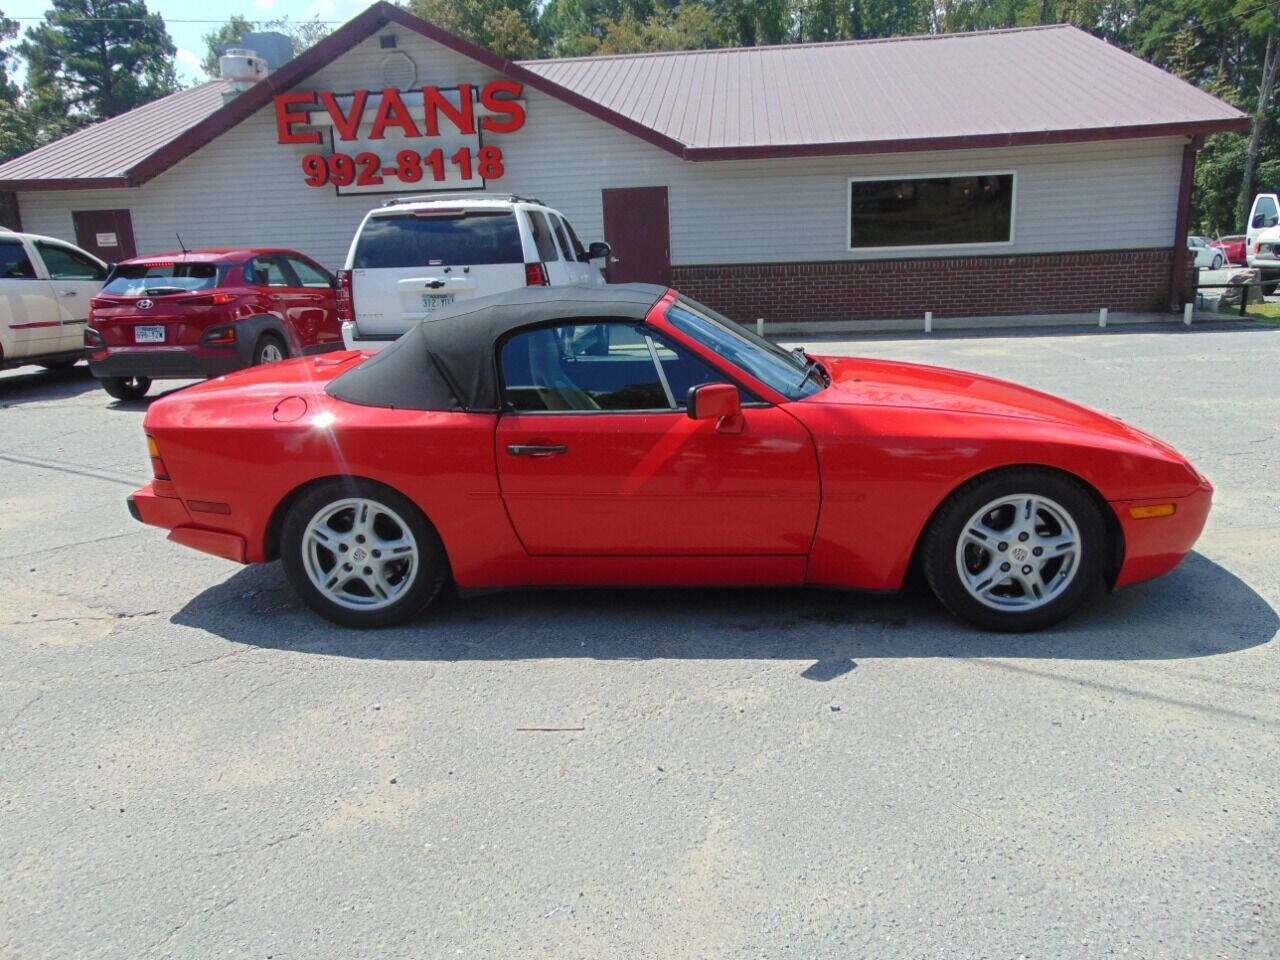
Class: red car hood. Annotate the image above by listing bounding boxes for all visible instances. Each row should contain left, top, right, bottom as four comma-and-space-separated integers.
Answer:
808, 355, 1178, 451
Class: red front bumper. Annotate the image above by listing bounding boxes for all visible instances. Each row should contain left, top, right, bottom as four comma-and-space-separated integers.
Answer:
1111, 481, 1213, 588
128, 483, 248, 564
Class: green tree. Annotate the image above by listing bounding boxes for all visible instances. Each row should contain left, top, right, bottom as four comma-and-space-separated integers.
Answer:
200, 14, 253, 77
20, 0, 177, 120
409, 0, 543, 55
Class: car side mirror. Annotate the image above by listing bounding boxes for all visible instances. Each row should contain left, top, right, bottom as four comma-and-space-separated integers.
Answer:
687, 382, 743, 433
587, 241, 611, 262
1253, 213, 1267, 228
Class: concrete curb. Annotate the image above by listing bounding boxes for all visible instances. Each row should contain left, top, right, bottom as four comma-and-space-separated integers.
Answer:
756, 309, 1245, 336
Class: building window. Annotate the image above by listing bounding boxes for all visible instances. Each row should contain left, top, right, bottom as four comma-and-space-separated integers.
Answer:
848, 172, 1015, 250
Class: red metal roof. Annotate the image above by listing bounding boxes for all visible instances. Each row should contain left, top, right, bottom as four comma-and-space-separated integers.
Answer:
0, 3, 1248, 190
521, 25, 1249, 158
0, 81, 233, 188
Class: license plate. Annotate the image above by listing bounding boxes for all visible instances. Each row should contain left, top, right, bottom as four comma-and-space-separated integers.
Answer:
422, 294, 454, 311
134, 325, 164, 343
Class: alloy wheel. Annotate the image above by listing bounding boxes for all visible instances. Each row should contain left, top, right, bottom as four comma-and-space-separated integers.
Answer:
301, 497, 419, 611
954, 493, 1081, 611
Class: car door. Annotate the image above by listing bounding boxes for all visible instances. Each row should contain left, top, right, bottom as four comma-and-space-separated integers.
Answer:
33, 240, 108, 351
1247, 195, 1279, 254
283, 254, 341, 349
246, 254, 303, 348
494, 320, 820, 558
0, 237, 61, 360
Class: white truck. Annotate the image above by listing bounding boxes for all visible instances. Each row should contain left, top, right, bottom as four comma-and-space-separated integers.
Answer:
337, 194, 611, 350
1245, 193, 1280, 293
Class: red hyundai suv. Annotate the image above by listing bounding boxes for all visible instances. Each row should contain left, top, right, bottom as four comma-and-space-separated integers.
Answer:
85, 248, 342, 400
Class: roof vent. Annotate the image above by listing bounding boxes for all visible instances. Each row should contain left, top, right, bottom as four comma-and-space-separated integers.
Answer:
380, 51, 417, 91
219, 47, 268, 101
238, 32, 294, 71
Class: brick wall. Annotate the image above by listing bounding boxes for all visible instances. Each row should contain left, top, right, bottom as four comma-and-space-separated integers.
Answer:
670, 248, 1176, 324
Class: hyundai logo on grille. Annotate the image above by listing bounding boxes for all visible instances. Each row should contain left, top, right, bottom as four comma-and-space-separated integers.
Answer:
137, 299, 154, 310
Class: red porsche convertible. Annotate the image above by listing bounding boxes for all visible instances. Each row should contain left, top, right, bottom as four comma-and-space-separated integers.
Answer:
129, 285, 1211, 632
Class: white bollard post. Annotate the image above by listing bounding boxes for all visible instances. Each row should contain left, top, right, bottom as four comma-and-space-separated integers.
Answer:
756, 318, 765, 337
1099, 307, 1108, 328
924, 311, 933, 333
1183, 303, 1193, 326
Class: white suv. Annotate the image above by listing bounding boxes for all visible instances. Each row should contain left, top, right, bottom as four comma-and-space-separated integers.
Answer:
0, 230, 109, 371
338, 194, 610, 350
1246, 192, 1280, 293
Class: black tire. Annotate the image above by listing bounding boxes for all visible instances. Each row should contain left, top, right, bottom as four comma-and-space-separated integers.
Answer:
1263, 282, 1278, 297
1211, 253, 1224, 270
280, 478, 450, 628
100, 375, 151, 401
38, 359, 79, 371
921, 468, 1106, 632
254, 334, 287, 366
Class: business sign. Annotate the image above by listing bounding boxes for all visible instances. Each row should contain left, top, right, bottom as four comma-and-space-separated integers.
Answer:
273, 81, 526, 195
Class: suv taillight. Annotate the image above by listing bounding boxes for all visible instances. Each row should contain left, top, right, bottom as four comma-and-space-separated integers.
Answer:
336, 269, 355, 321
525, 263, 548, 286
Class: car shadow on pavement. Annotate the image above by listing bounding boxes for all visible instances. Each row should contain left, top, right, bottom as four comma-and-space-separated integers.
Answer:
172, 550, 1276, 666
0, 364, 98, 406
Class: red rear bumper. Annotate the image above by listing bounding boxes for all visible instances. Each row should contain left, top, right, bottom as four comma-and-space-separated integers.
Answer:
1111, 482, 1212, 588
128, 484, 247, 564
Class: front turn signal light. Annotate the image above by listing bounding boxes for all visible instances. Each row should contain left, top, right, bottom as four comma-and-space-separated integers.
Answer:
1130, 503, 1176, 519
146, 435, 170, 480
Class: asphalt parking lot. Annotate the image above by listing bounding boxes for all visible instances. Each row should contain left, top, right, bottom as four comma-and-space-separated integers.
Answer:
3, 320, 1278, 959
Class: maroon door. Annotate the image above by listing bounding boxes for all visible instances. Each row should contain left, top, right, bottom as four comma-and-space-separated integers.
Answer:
601, 186, 670, 285
72, 209, 137, 263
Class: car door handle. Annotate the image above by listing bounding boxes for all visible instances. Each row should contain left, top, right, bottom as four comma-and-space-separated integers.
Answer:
506, 444, 567, 456
60, 290, 77, 297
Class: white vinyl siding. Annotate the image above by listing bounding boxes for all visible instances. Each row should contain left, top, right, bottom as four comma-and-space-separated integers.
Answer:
15, 30, 1184, 270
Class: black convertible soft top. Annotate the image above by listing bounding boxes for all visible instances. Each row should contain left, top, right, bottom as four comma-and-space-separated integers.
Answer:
327, 283, 668, 412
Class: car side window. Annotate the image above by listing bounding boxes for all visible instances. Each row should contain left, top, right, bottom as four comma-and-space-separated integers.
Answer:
647, 330, 751, 407
34, 241, 106, 281
248, 256, 294, 287
287, 256, 333, 289
0, 239, 37, 279
1255, 196, 1279, 228
548, 215, 573, 262
501, 322, 673, 412
558, 215, 589, 262
526, 211, 560, 262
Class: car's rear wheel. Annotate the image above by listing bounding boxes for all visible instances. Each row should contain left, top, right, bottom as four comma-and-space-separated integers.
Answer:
280, 479, 449, 628
100, 375, 151, 401
1211, 253, 1224, 270
921, 468, 1106, 632
254, 334, 287, 365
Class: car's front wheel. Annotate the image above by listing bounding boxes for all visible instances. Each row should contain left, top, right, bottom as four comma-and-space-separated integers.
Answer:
100, 375, 151, 401
922, 469, 1106, 632
254, 334, 287, 365
280, 479, 450, 628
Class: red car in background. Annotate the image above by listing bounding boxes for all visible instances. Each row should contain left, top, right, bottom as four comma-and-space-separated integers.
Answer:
86, 248, 341, 401
1210, 235, 1247, 265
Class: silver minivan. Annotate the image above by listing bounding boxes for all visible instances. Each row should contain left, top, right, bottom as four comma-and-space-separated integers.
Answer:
338, 194, 610, 350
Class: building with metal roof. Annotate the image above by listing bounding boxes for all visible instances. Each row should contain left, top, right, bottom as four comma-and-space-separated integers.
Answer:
0, 1, 1248, 325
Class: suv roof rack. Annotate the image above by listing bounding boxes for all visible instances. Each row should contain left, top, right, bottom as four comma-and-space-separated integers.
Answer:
381, 193, 545, 208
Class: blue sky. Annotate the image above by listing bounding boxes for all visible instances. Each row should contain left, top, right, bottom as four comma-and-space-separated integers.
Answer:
6, 0, 372, 85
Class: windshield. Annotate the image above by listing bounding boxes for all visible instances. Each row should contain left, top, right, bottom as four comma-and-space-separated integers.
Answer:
664, 299, 824, 400
354, 211, 523, 268
102, 263, 222, 296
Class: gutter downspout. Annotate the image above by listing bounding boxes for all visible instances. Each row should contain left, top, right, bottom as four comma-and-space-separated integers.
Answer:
1169, 134, 1202, 310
